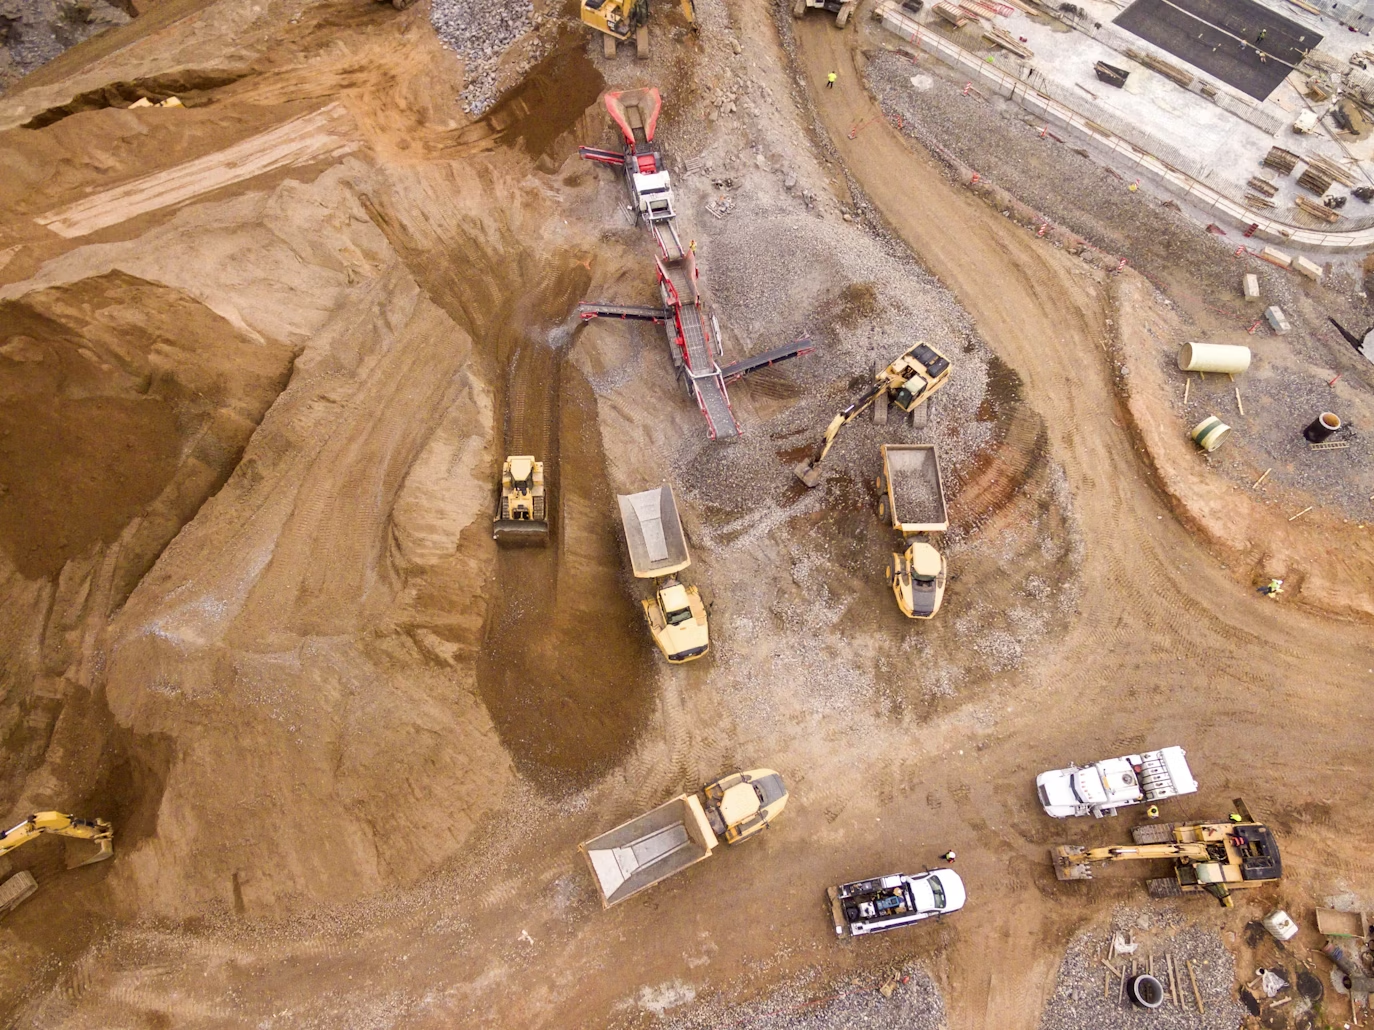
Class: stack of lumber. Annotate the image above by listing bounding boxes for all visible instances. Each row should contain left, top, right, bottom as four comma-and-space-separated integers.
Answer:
1247, 176, 1279, 197
983, 26, 1032, 57
1262, 146, 1300, 174
1125, 48, 1193, 87
1295, 194, 1341, 222
1297, 165, 1334, 195
1306, 154, 1357, 186
933, 2, 969, 25
1245, 194, 1277, 209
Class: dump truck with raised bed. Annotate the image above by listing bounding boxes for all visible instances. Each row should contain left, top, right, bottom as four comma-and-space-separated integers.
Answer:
617, 484, 709, 663
580, 769, 788, 907
828, 868, 966, 937
794, 343, 951, 487
1036, 746, 1198, 819
493, 455, 549, 545
876, 444, 948, 619
1052, 802, 1281, 907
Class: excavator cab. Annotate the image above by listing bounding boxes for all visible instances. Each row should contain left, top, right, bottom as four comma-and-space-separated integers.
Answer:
581, 0, 651, 57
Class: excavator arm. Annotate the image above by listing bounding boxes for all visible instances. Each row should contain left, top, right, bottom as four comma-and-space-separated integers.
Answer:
0, 812, 114, 868
793, 381, 887, 487
1052, 841, 1209, 881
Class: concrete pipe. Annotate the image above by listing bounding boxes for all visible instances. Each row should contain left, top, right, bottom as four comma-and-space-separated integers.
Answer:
1129, 974, 1165, 1009
1303, 411, 1342, 443
1178, 342, 1252, 374
1191, 416, 1231, 452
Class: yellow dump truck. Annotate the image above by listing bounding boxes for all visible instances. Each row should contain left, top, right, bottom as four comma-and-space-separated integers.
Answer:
617, 484, 709, 662
579, 769, 788, 907
877, 444, 948, 619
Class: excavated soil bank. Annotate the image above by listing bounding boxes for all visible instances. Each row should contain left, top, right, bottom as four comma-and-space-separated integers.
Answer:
476, 275, 656, 788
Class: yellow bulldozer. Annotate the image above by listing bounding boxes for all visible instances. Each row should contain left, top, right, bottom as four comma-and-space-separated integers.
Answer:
581, 0, 697, 58
493, 455, 550, 545
1052, 801, 1282, 907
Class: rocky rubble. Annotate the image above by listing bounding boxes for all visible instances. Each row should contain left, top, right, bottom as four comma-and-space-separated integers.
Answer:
429, 0, 547, 115
0, 0, 131, 92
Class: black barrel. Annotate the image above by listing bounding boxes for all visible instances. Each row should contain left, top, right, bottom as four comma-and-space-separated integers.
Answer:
1304, 412, 1342, 443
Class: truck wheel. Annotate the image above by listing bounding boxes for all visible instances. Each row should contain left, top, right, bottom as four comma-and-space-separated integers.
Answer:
877, 498, 887, 520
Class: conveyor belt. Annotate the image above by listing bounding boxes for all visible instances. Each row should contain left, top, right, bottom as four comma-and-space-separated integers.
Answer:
720, 336, 815, 383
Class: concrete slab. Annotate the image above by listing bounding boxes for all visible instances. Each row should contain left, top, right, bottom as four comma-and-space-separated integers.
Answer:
1243, 272, 1261, 297
1293, 254, 1324, 279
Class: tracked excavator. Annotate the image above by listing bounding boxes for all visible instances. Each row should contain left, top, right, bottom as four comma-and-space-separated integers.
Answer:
581, 0, 697, 58
794, 342, 952, 487
0, 812, 113, 916
793, 0, 857, 29
493, 455, 550, 545
1052, 801, 1281, 907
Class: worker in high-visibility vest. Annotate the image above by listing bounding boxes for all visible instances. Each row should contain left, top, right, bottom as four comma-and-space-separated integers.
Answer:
827, 72, 837, 88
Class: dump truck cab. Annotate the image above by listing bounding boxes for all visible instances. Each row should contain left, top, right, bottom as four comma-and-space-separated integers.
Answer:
890, 541, 946, 619
647, 577, 709, 663
889, 344, 952, 413
701, 769, 789, 844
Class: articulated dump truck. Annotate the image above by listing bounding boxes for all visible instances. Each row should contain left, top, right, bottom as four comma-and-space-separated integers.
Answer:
580, 769, 788, 908
877, 444, 948, 619
617, 484, 709, 663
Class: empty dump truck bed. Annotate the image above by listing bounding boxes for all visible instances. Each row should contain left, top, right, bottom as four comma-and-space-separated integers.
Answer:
580, 794, 719, 908
882, 444, 948, 534
617, 485, 691, 579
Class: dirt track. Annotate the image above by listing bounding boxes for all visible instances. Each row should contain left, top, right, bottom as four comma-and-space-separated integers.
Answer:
0, 0, 1372, 1027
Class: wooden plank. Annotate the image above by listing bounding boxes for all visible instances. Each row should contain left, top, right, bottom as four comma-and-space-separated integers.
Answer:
1188, 958, 1205, 1014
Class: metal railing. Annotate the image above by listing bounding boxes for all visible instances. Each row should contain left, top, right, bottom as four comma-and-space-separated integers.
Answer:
875, 1, 1374, 250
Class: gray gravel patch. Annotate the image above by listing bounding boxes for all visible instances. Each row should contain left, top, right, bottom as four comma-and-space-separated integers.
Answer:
1040, 917, 1246, 1030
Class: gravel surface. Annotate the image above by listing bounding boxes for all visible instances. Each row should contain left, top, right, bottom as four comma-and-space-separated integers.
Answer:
0, 0, 131, 93
632, 961, 948, 1030
1040, 916, 1246, 1030
429, 0, 551, 115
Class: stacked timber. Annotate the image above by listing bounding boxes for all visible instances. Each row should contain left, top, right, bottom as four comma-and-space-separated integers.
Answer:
983, 26, 1033, 56
1297, 165, 1334, 195
1306, 154, 1357, 186
1295, 194, 1341, 222
1245, 194, 1278, 209
933, 2, 970, 25
1125, 47, 1193, 87
1262, 146, 1300, 174
1247, 176, 1279, 197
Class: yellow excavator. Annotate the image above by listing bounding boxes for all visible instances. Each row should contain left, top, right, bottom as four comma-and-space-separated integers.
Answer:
1052, 801, 1281, 907
581, 0, 697, 58
1, 811, 114, 867
794, 343, 952, 488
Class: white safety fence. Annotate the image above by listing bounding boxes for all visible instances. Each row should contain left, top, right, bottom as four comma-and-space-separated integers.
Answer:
875, 1, 1374, 251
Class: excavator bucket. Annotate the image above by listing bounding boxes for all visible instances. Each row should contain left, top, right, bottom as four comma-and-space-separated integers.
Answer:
793, 459, 824, 488
67, 836, 114, 869
1051, 845, 1093, 881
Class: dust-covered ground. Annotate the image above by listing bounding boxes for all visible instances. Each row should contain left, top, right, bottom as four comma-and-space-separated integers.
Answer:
0, 0, 1371, 1027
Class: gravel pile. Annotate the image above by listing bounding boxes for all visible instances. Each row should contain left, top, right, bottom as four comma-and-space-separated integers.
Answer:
633, 962, 948, 1030
1040, 917, 1246, 1030
0, 0, 131, 92
429, 0, 547, 115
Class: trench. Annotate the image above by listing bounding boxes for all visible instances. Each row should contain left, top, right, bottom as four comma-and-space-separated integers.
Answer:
474, 273, 657, 790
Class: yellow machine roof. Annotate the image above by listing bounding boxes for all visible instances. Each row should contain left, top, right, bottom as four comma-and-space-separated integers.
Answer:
660, 583, 691, 611
911, 546, 942, 578
508, 455, 536, 479
718, 782, 761, 826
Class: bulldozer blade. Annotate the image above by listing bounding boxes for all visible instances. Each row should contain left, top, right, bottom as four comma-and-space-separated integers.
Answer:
1051, 845, 1092, 881
493, 520, 550, 546
67, 838, 114, 869
793, 461, 824, 489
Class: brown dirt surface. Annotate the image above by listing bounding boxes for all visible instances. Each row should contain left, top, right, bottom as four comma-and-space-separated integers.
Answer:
0, 0, 1370, 1027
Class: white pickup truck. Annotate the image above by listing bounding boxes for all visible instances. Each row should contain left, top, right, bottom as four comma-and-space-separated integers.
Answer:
1036, 746, 1197, 819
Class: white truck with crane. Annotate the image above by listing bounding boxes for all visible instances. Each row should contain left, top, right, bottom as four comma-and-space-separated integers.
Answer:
877, 444, 948, 619
580, 769, 788, 908
1036, 746, 1198, 819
